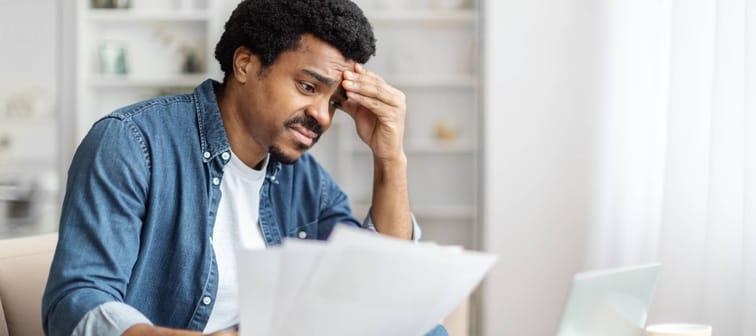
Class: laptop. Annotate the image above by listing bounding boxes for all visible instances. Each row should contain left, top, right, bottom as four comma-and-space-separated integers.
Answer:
557, 263, 661, 336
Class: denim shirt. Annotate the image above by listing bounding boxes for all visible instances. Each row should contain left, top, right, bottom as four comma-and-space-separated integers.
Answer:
42, 79, 426, 336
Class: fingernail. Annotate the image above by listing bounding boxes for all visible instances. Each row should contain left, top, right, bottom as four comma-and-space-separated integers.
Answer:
344, 71, 355, 80
343, 80, 354, 87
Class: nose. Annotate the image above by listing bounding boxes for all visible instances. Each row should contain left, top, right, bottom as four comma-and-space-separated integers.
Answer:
304, 97, 333, 131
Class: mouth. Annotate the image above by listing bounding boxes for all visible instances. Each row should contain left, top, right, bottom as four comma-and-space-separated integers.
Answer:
289, 124, 318, 148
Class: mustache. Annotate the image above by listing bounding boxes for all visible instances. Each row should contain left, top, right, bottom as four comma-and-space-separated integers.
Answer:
284, 115, 323, 139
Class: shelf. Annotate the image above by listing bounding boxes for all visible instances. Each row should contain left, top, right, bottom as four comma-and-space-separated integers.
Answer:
86, 9, 209, 22
351, 142, 475, 155
414, 205, 476, 220
0, 118, 55, 130
367, 9, 477, 23
386, 75, 478, 88
352, 204, 476, 220
87, 74, 208, 88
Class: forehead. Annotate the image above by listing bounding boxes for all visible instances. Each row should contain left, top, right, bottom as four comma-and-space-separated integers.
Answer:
277, 34, 355, 79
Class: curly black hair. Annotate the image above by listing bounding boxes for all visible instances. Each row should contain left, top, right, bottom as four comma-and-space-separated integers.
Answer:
214, 0, 376, 82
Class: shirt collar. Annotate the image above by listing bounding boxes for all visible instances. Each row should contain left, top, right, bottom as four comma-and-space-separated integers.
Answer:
194, 79, 231, 163
194, 79, 283, 181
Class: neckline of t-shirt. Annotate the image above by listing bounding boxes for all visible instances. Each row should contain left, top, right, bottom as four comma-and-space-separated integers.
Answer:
225, 152, 269, 182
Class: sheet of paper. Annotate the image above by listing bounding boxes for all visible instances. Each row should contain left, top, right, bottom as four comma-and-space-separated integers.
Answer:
268, 239, 328, 334
423, 250, 498, 327
235, 248, 281, 336
237, 225, 497, 336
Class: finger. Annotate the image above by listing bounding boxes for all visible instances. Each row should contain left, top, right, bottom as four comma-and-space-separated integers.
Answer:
343, 77, 403, 108
347, 65, 387, 90
344, 65, 406, 109
345, 90, 395, 118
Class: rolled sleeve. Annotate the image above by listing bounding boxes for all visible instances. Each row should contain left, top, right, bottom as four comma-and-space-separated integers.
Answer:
72, 302, 152, 336
363, 211, 422, 242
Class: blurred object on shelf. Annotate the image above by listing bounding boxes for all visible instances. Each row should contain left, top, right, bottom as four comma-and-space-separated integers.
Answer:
0, 134, 9, 169
433, 118, 461, 143
0, 86, 54, 121
0, 135, 10, 152
0, 86, 57, 176
99, 41, 129, 75
0, 180, 37, 234
0, 172, 59, 237
91, 0, 131, 9
151, 27, 204, 75
179, 45, 202, 74
0, 134, 10, 166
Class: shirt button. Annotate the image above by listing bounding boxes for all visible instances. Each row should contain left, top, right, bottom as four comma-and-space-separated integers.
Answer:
203, 296, 212, 305
221, 152, 230, 160
298, 231, 307, 239
212, 177, 220, 186
203, 152, 211, 159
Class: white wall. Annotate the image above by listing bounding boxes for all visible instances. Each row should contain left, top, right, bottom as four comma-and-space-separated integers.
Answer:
481, 0, 603, 334
0, 0, 57, 88
0, 0, 58, 174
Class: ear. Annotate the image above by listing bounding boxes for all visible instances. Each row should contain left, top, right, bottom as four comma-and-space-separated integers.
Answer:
232, 46, 261, 84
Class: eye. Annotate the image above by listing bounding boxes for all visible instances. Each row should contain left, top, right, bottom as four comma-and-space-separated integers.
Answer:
298, 82, 316, 94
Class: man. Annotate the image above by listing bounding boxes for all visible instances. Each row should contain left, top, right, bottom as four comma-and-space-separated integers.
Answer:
42, 0, 448, 335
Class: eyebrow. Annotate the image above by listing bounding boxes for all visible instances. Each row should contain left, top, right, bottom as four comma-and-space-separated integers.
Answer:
302, 69, 337, 88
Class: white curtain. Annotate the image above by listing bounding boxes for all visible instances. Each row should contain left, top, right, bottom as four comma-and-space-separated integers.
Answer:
588, 0, 756, 335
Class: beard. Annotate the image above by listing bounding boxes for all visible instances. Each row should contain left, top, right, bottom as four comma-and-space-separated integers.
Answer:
270, 114, 323, 165
269, 144, 299, 164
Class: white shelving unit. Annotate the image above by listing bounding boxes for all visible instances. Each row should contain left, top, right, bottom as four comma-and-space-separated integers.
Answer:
74, 0, 223, 142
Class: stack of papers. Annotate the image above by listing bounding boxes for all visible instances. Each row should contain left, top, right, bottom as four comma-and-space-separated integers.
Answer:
235, 225, 498, 336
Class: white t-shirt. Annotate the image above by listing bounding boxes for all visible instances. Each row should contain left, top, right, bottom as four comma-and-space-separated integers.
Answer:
203, 153, 268, 333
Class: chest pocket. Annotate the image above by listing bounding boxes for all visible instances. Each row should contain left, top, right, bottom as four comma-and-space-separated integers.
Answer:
286, 218, 319, 240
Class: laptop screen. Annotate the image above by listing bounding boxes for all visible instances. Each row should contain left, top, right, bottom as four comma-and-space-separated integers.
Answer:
557, 263, 661, 336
